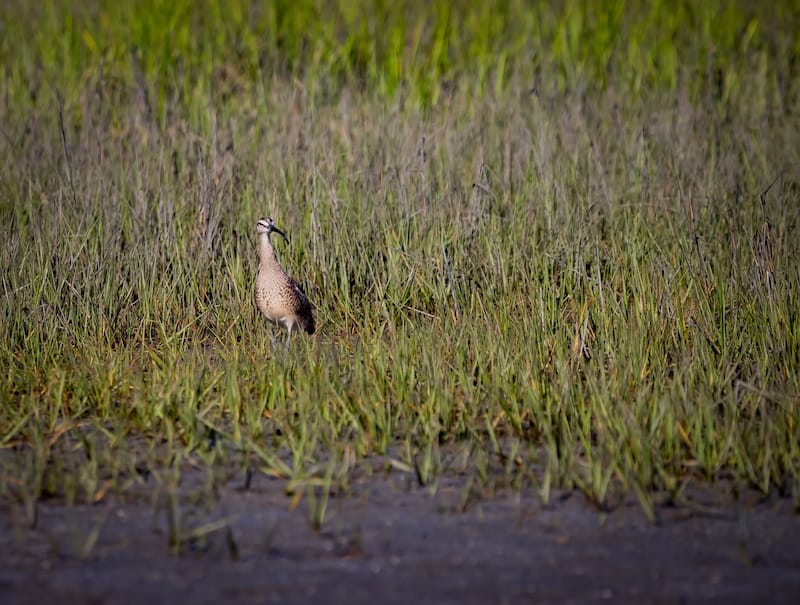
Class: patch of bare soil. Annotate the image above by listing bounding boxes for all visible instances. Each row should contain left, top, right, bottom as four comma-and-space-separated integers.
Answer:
2, 470, 799, 604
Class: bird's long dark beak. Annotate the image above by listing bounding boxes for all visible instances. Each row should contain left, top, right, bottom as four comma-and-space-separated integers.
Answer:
272, 226, 289, 243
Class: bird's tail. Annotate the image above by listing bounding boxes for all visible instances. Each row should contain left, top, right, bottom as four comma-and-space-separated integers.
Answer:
300, 314, 316, 335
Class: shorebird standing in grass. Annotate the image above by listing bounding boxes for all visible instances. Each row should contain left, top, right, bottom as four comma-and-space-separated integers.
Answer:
254, 216, 316, 349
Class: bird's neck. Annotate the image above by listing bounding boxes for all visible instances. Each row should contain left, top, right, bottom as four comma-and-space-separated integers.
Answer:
258, 235, 280, 267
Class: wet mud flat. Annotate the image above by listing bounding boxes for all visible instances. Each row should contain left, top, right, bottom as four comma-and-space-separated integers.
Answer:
2, 469, 799, 605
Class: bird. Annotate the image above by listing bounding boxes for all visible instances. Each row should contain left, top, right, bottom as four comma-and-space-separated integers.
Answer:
254, 216, 316, 349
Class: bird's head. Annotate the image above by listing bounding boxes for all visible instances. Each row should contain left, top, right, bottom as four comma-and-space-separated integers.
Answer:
256, 217, 289, 243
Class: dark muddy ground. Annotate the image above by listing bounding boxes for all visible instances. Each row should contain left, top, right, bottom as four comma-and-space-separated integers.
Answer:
2, 468, 799, 604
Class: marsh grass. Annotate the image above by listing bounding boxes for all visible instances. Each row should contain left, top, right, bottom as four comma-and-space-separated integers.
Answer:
1, 0, 799, 533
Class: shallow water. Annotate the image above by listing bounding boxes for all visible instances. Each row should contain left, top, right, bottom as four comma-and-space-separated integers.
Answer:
2, 469, 799, 604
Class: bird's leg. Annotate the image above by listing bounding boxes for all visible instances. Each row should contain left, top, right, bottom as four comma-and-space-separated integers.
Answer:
284, 324, 293, 351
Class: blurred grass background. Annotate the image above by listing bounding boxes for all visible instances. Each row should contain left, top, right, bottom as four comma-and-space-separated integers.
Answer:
1, 0, 799, 523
